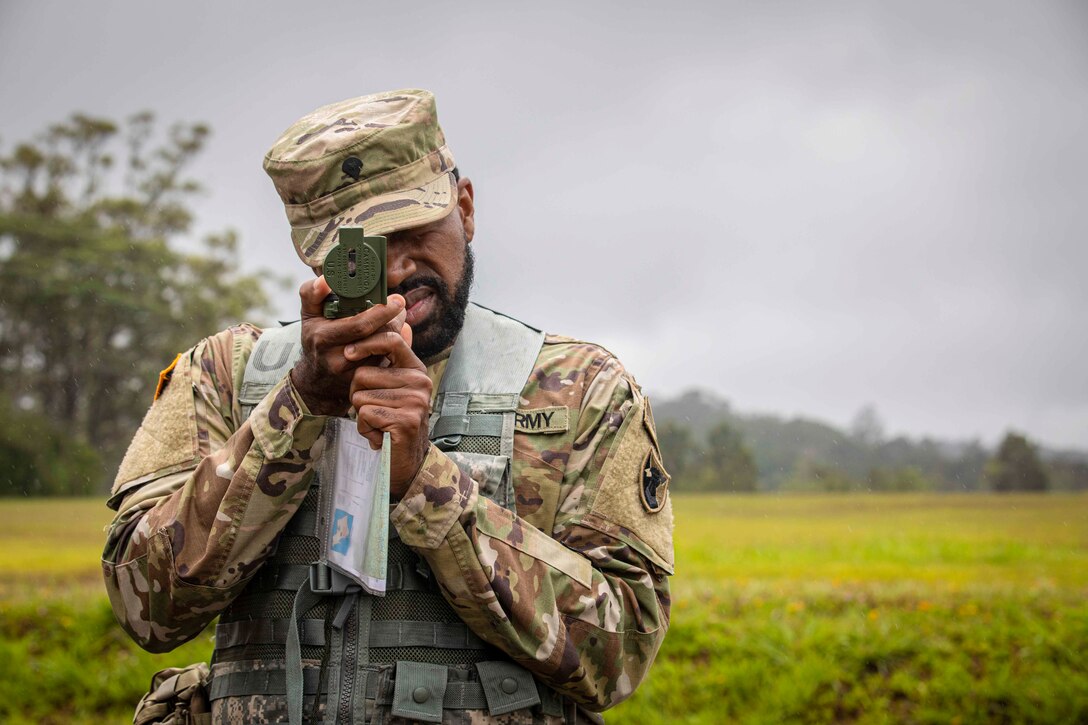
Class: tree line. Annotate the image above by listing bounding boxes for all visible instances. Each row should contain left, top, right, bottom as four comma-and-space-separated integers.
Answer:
654, 392, 1088, 493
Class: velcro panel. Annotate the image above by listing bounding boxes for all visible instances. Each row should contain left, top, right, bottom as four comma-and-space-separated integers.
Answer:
112, 350, 199, 496
392, 661, 447, 723
475, 661, 541, 715
586, 395, 675, 573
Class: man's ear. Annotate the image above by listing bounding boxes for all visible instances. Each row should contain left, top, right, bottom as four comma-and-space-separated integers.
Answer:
457, 177, 475, 243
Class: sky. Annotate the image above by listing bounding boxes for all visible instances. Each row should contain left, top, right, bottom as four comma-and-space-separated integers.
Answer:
2, 1, 1086, 450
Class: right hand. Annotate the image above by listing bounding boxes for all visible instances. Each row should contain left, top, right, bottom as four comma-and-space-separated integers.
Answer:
289, 276, 409, 416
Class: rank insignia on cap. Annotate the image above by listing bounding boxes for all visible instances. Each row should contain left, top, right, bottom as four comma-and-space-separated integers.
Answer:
640, 447, 670, 513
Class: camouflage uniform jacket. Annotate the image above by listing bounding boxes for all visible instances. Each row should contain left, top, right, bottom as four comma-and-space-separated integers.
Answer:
102, 319, 674, 715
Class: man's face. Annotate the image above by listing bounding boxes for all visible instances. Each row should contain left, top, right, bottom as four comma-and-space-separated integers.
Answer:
385, 178, 476, 361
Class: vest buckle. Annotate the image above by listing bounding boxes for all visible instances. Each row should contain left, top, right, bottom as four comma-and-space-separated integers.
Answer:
308, 561, 361, 595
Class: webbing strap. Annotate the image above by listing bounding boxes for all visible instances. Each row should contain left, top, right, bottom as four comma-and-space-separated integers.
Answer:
209, 667, 323, 700
369, 621, 487, 649
253, 564, 311, 592
209, 664, 563, 716
286, 581, 325, 725
430, 413, 505, 439
210, 670, 489, 711
215, 617, 487, 651
249, 557, 433, 598
216, 619, 326, 649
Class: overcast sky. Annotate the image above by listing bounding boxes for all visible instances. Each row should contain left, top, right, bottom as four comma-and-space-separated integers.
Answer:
2, 1, 1086, 450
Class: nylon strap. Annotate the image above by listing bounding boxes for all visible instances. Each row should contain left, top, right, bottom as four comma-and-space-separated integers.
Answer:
216, 618, 326, 649
211, 670, 489, 710
368, 621, 487, 649
430, 413, 505, 439
209, 667, 323, 700
286, 580, 325, 725
218, 616, 487, 651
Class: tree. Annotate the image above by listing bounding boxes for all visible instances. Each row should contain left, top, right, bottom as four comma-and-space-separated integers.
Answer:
867, 466, 936, 492
704, 421, 759, 492
783, 461, 860, 492
0, 397, 100, 495
1047, 459, 1088, 491
0, 113, 274, 494
850, 404, 885, 447
984, 432, 1049, 492
656, 420, 696, 486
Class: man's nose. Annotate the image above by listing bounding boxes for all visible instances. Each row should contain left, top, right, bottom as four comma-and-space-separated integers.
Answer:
386, 244, 417, 289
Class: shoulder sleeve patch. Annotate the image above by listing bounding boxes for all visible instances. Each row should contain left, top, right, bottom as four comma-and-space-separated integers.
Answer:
585, 395, 674, 573
112, 350, 200, 499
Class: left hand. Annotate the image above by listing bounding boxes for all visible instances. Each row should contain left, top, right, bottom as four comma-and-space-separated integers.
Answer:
346, 322, 433, 497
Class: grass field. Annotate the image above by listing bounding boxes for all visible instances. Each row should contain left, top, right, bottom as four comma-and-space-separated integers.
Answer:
1, 494, 1085, 723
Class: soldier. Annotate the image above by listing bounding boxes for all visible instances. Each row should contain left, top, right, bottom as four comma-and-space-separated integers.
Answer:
103, 89, 674, 724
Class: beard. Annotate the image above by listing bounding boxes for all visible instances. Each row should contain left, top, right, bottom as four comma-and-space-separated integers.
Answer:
391, 245, 474, 362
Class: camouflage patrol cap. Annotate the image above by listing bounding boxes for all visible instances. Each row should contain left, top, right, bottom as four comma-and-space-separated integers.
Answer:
264, 89, 457, 267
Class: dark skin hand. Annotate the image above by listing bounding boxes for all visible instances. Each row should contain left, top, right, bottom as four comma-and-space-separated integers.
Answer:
290, 277, 432, 495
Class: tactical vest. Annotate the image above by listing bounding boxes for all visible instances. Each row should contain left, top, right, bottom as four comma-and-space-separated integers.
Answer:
207, 303, 570, 724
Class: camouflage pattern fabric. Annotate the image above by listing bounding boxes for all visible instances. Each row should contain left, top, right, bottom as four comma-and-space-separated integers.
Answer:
103, 321, 674, 721
263, 89, 457, 269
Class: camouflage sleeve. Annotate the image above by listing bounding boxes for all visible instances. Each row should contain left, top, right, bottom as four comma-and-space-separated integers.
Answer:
101, 325, 328, 653
392, 354, 673, 712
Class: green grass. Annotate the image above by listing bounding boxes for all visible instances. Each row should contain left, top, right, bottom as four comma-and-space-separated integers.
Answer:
1, 495, 1086, 723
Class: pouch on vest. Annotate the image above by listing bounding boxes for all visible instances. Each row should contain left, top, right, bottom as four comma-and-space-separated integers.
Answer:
476, 660, 541, 715
392, 661, 448, 722
133, 662, 212, 725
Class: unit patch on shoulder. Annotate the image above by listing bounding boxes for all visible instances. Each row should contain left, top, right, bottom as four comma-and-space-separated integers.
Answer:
640, 446, 670, 513
514, 406, 568, 434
